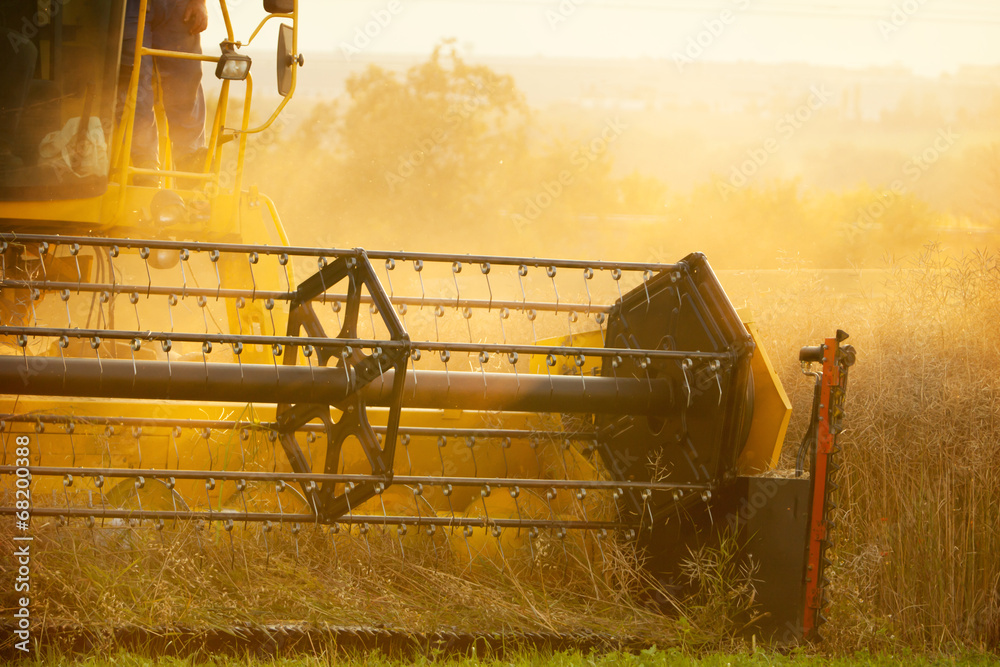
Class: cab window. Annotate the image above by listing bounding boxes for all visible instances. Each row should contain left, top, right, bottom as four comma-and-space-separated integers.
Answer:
0, 0, 123, 201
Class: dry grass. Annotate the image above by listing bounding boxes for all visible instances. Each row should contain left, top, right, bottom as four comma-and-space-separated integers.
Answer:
0, 516, 697, 648
753, 246, 1000, 652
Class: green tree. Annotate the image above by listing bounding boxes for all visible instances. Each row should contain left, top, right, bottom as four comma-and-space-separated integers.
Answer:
339, 42, 529, 234
250, 42, 634, 254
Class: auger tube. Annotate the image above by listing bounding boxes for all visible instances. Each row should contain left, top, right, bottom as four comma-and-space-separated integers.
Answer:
0, 356, 673, 415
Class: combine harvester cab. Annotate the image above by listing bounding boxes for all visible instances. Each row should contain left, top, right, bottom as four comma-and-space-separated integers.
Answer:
0, 0, 856, 649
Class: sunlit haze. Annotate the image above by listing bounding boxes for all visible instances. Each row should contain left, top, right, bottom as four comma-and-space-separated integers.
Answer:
213, 0, 1000, 75
206, 0, 1000, 268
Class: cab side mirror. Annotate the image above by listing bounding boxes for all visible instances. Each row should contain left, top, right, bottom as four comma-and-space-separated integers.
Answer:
276, 23, 302, 97
263, 0, 294, 13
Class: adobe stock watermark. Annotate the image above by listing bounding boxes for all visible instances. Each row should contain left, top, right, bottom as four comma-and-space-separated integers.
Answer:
11, 434, 33, 654
511, 116, 628, 232
724, 477, 780, 534
716, 84, 832, 202
850, 127, 959, 240
878, 0, 929, 41
383, 80, 499, 192
646, 245, 674, 267
673, 0, 752, 73
339, 0, 403, 61
4, 0, 68, 53
546, 0, 587, 30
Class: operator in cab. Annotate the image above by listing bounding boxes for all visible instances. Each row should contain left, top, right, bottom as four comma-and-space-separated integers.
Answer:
120, 0, 209, 182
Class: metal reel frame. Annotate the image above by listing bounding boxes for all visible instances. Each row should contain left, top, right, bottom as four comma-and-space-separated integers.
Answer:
277, 250, 410, 522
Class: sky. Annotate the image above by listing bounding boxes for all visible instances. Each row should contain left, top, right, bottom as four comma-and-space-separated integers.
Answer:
210, 0, 1000, 76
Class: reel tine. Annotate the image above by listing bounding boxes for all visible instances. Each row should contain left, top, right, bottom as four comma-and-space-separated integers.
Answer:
225, 519, 235, 567
62, 473, 73, 524
262, 520, 271, 568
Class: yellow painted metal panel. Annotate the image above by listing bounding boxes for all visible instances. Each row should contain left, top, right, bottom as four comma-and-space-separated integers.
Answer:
738, 320, 793, 473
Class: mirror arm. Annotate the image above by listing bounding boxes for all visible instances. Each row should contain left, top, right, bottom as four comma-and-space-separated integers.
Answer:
245, 13, 292, 47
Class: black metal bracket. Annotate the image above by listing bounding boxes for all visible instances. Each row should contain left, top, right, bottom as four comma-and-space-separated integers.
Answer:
596, 253, 755, 525
276, 250, 410, 523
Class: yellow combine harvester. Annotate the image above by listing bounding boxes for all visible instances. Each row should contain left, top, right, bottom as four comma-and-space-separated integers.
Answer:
0, 0, 855, 646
